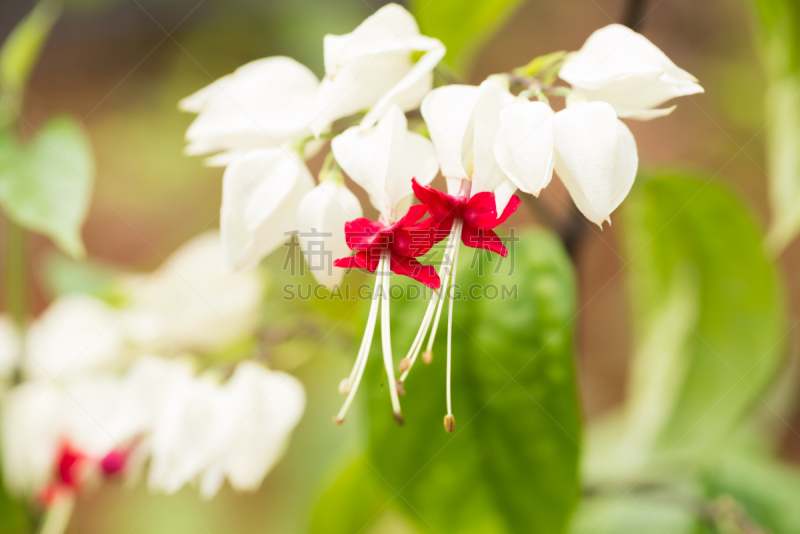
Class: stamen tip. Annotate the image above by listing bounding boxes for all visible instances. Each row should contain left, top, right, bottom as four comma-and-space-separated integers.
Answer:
398, 357, 411, 373
422, 350, 433, 364
338, 378, 353, 396
444, 414, 455, 433
334, 416, 344, 425
393, 412, 405, 426
395, 380, 406, 396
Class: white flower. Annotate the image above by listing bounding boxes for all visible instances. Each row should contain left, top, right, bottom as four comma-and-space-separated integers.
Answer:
332, 105, 438, 220
147, 360, 305, 498
329, 104, 438, 426
180, 57, 322, 165
420, 77, 517, 211
558, 24, 703, 120
1, 376, 123, 497
312, 3, 445, 136
23, 295, 126, 380
553, 101, 638, 226
121, 232, 264, 353
297, 179, 362, 290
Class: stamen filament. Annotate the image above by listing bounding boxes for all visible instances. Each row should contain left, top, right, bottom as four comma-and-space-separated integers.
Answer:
398, 228, 457, 382
446, 219, 463, 422
335, 255, 384, 423
380, 251, 403, 424
425, 221, 461, 354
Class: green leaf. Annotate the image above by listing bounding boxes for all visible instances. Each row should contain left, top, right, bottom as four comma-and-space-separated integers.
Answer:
357, 229, 580, 533
704, 449, 800, 533
41, 253, 127, 304
751, 0, 800, 251
0, 116, 95, 257
616, 172, 785, 471
411, 0, 527, 76
309, 460, 394, 534
0, 0, 60, 116
568, 492, 705, 534
0, 467, 30, 534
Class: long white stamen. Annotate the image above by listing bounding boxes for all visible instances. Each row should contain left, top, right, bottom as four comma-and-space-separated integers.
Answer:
380, 251, 404, 424
398, 228, 457, 382
446, 220, 463, 423
335, 256, 384, 423
425, 222, 460, 353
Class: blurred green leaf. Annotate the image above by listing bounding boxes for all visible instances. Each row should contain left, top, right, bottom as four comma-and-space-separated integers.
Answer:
309, 460, 394, 534
411, 0, 526, 76
41, 253, 126, 304
0, 116, 95, 257
704, 449, 800, 533
352, 230, 579, 533
568, 492, 705, 534
618, 172, 785, 469
751, 0, 800, 251
0, 0, 60, 118
0, 468, 30, 534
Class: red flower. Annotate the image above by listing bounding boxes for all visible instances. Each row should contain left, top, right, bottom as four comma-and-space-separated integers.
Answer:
411, 178, 521, 257
334, 204, 441, 289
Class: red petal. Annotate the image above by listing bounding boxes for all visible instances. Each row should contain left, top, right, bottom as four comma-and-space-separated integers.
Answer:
396, 203, 429, 226
496, 194, 521, 225
390, 255, 441, 289
461, 224, 508, 257
412, 178, 459, 222
344, 218, 387, 251
57, 444, 85, 488
463, 192, 501, 228
393, 217, 441, 257
333, 251, 380, 272
463, 193, 521, 229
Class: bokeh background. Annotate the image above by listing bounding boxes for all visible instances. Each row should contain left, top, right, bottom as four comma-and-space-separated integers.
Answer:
1, 0, 796, 532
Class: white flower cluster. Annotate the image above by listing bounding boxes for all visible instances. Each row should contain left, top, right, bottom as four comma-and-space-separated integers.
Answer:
182, 7, 702, 285
422, 24, 702, 225
0, 233, 305, 502
182, 4, 444, 289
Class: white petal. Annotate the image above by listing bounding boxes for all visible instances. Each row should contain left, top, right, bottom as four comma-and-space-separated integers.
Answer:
493, 179, 518, 214
560, 24, 687, 88
360, 40, 445, 129
332, 106, 437, 218
323, 4, 421, 75
559, 24, 703, 118
420, 85, 483, 180
494, 100, 555, 197
148, 375, 224, 494
553, 102, 637, 226
24, 295, 125, 380
297, 181, 363, 290
608, 120, 638, 214
575, 74, 701, 119
471, 78, 516, 195
220, 149, 314, 271
314, 4, 443, 136
199, 362, 304, 497
181, 57, 320, 158
312, 52, 412, 137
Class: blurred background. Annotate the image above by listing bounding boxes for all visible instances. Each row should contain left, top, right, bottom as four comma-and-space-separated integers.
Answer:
0, 0, 796, 532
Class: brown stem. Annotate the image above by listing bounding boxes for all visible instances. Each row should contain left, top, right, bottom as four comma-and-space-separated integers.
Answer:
623, 0, 650, 30
558, 0, 649, 259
